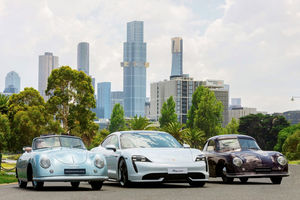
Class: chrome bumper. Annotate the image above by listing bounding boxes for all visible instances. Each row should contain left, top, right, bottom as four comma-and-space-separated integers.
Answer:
226, 173, 289, 178
33, 176, 109, 182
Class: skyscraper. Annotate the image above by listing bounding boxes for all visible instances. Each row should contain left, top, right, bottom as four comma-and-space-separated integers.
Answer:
121, 21, 149, 117
38, 52, 59, 100
3, 71, 20, 94
77, 42, 89, 75
170, 37, 183, 78
97, 82, 111, 119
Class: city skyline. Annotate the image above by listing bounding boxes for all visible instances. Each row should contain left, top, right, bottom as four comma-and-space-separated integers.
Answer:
0, 0, 300, 113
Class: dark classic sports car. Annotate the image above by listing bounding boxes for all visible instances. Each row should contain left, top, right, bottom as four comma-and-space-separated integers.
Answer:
203, 134, 289, 184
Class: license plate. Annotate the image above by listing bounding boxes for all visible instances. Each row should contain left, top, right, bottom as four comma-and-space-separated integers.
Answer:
64, 169, 86, 174
168, 168, 188, 174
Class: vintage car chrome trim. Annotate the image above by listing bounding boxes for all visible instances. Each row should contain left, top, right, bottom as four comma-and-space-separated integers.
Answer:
226, 173, 289, 178
33, 176, 109, 182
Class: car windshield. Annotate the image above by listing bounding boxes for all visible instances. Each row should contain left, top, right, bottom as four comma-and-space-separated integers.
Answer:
217, 138, 260, 152
33, 136, 86, 150
120, 132, 182, 149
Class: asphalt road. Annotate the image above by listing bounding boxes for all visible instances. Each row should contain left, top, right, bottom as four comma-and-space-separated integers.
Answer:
0, 165, 299, 200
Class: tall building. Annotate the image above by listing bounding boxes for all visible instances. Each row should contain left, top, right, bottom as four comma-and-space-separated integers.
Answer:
230, 98, 242, 109
150, 77, 229, 126
121, 21, 149, 117
3, 71, 20, 94
77, 42, 89, 75
170, 37, 183, 78
38, 52, 59, 100
111, 91, 124, 113
97, 82, 111, 119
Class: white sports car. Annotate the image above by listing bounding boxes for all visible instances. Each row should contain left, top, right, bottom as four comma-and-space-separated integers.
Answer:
91, 131, 209, 187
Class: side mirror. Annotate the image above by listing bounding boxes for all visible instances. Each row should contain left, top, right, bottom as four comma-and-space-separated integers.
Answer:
183, 144, 190, 148
105, 144, 117, 152
23, 147, 32, 153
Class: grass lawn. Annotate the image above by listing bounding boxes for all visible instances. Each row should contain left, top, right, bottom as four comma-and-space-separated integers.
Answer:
289, 160, 300, 165
0, 172, 17, 184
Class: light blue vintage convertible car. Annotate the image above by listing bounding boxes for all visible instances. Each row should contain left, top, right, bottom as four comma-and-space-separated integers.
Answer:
91, 131, 209, 187
16, 135, 108, 190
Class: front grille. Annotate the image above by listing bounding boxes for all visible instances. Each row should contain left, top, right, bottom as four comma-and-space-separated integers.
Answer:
142, 173, 205, 181
64, 169, 86, 174
255, 167, 272, 173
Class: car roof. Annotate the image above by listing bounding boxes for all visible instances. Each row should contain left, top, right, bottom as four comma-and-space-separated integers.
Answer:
112, 130, 168, 136
208, 134, 255, 141
33, 134, 81, 140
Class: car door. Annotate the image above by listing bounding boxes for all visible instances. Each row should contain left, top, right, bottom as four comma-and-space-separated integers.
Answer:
204, 139, 218, 177
100, 135, 120, 179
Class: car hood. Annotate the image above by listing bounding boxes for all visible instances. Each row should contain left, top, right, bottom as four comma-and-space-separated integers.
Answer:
230, 150, 281, 164
41, 147, 88, 165
123, 148, 201, 163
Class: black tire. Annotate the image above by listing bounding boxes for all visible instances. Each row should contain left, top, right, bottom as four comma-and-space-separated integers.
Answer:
188, 181, 206, 187
32, 180, 44, 190
270, 177, 282, 184
90, 181, 103, 190
18, 179, 27, 188
221, 167, 234, 184
119, 158, 131, 187
239, 178, 248, 183
71, 182, 80, 188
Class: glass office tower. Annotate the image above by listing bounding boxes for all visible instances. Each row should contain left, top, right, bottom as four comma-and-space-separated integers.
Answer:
170, 37, 183, 78
97, 82, 111, 119
77, 42, 89, 75
121, 21, 149, 117
4, 71, 20, 94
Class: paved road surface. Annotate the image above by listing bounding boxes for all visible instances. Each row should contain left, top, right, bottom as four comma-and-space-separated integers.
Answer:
0, 165, 299, 200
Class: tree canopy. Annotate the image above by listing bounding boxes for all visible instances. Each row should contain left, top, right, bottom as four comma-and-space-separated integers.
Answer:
159, 96, 177, 128
187, 86, 223, 138
109, 104, 126, 133
0, 93, 9, 115
282, 130, 300, 160
129, 115, 153, 130
238, 113, 289, 151
274, 123, 300, 152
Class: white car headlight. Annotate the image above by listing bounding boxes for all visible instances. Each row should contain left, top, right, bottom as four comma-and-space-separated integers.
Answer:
40, 157, 51, 169
233, 157, 243, 167
94, 157, 105, 169
132, 155, 151, 162
195, 155, 206, 162
277, 156, 287, 166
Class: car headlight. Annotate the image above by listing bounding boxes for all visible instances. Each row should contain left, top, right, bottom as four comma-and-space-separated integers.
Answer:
233, 157, 243, 167
277, 156, 287, 166
132, 155, 151, 162
40, 157, 51, 169
94, 157, 105, 169
195, 155, 206, 162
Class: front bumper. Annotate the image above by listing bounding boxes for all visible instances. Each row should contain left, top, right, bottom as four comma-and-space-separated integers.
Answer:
33, 175, 109, 182
128, 161, 209, 183
226, 172, 289, 178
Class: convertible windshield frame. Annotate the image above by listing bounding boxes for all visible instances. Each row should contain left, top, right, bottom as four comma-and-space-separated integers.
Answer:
120, 132, 183, 149
32, 136, 86, 150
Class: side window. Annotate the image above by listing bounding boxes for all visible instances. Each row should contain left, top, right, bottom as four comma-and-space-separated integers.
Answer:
110, 135, 120, 149
207, 140, 216, 152
101, 136, 112, 147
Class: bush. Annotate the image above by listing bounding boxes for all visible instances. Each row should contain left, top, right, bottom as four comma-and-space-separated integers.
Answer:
88, 129, 110, 149
274, 123, 300, 152
282, 130, 300, 160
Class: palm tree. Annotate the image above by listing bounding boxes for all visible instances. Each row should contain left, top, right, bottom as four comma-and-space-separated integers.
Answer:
129, 115, 153, 130
0, 93, 9, 115
162, 122, 185, 143
182, 128, 206, 149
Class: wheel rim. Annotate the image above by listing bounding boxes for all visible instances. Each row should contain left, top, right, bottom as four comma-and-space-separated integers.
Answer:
119, 161, 127, 186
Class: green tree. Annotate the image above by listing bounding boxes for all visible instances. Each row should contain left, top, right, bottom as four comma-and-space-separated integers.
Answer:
129, 115, 153, 130
46, 66, 98, 145
274, 123, 300, 152
89, 129, 110, 149
0, 114, 10, 151
282, 130, 300, 160
162, 122, 185, 143
238, 114, 289, 150
0, 94, 9, 115
7, 88, 62, 152
109, 104, 126, 133
183, 128, 206, 149
187, 86, 223, 138
220, 118, 239, 135
159, 96, 177, 128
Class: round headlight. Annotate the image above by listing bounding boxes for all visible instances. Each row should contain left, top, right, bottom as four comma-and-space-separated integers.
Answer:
277, 156, 287, 166
233, 157, 243, 167
94, 158, 105, 169
40, 157, 51, 169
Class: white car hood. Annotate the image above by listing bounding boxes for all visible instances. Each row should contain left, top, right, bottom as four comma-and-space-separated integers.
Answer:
124, 148, 199, 163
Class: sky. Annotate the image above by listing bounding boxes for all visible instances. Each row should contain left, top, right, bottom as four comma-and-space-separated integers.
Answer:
0, 0, 300, 113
